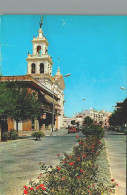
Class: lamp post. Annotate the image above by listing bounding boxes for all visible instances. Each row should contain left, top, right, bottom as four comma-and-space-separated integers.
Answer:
51, 73, 71, 133
82, 98, 86, 112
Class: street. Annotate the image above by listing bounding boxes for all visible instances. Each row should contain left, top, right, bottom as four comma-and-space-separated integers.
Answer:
104, 130, 126, 195
0, 129, 82, 195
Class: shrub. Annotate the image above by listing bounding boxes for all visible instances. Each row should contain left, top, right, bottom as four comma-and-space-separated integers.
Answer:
8, 129, 18, 140
1, 131, 8, 141
82, 124, 104, 139
32, 131, 44, 140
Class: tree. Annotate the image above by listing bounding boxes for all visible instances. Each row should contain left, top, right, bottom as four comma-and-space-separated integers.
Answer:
84, 116, 93, 125
109, 98, 127, 127
0, 81, 43, 133
71, 120, 75, 125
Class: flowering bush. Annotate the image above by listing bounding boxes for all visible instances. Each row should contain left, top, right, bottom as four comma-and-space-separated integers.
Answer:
23, 135, 117, 195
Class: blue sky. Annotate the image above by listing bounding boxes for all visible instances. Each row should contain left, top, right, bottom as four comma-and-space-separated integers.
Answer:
0, 15, 127, 117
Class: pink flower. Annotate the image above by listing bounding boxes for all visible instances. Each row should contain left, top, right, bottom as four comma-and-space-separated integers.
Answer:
23, 190, 28, 194
76, 135, 79, 138
40, 173, 42, 175
61, 177, 66, 181
57, 153, 60, 156
116, 183, 119, 186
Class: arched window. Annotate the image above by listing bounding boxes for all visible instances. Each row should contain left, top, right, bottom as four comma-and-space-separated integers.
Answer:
37, 46, 41, 54
40, 63, 44, 73
31, 63, 36, 73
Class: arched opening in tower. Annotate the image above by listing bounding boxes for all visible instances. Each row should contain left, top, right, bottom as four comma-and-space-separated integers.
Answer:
37, 46, 41, 55
40, 63, 44, 73
31, 63, 36, 73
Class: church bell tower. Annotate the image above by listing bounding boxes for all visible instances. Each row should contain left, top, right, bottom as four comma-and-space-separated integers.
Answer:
26, 17, 53, 78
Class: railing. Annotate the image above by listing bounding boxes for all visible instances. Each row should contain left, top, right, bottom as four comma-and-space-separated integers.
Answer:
28, 54, 52, 59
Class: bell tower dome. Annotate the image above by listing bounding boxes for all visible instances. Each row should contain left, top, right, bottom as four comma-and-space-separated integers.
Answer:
26, 17, 53, 77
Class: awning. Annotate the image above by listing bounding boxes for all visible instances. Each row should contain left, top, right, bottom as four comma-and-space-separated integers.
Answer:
40, 91, 59, 106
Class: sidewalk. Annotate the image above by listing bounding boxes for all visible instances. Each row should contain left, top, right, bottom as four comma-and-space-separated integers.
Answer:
104, 131, 126, 195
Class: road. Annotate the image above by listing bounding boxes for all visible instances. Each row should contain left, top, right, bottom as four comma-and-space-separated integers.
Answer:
104, 130, 126, 195
0, 129, 82, 195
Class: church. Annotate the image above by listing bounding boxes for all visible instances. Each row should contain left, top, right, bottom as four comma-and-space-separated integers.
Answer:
0, 18, 65, 136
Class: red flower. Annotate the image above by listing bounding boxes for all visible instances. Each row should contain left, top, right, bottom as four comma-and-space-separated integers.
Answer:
76, 135, 79, 138
80, 169, 83, 173
83, 154, 86, 158
77, 157, 80, 161
88, 190, 90, 193
57, 153, 60, 156
61, 177, 66, 181
42, 187, 46, 191
76, 176, 80, 179
79, 142, 83, 145
92, 184, 95, 187
23, 185, 28, 190
88, 185, 91, 188
23, 190, 28, 194
57, 167, 61, 171
36, 186, 40, 190
40, 173, 42, 175
111, 179, 115, 182
68, 155, 72, 158
116, 183, 119, 186
69, 162, 74, 166
39, 184, 44, 187
30, 187, 33, 191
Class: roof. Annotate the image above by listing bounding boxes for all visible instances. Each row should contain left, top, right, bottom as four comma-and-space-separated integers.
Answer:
0, 75, 59, 100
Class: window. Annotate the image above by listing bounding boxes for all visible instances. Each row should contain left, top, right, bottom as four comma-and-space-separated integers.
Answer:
31, 63, 36, 73
32, 118, 35, 130
40, 63, 44, 73
37, 46, 41, 54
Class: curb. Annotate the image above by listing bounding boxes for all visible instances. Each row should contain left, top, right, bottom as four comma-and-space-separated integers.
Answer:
104, 139, 117, 195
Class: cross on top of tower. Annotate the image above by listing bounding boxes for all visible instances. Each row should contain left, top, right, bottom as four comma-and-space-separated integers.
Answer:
39, 16, 43, 28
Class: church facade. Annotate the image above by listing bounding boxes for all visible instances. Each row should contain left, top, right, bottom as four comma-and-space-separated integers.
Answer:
0, 20, 65, 136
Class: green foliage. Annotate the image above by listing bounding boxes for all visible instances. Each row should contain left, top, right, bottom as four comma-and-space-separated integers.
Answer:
8, 129, 18, 140
84, 116, 93, 125
71, 120, 75, 125
82, 124, 104, 139
23, 136, 116, 195
109, 98, 127, 127
31, 131, 44, 140
0, 81, 43, 132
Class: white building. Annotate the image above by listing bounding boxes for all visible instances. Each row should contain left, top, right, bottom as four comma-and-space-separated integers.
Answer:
26, 19, 65, 129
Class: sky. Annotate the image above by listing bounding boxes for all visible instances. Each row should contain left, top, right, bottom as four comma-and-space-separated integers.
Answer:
0, 15, 127, 117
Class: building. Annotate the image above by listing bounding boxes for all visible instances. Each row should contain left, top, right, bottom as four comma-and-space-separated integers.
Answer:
0, 19, 65, 138
76, 108, 111, 128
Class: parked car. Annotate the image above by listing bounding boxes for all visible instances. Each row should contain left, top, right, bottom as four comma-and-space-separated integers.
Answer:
68, 126, 77, 133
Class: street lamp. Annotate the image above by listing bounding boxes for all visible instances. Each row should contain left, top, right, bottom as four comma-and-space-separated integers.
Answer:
120, 86, 127, 98
51, 73, 71, 132
82, 98, 86, 112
